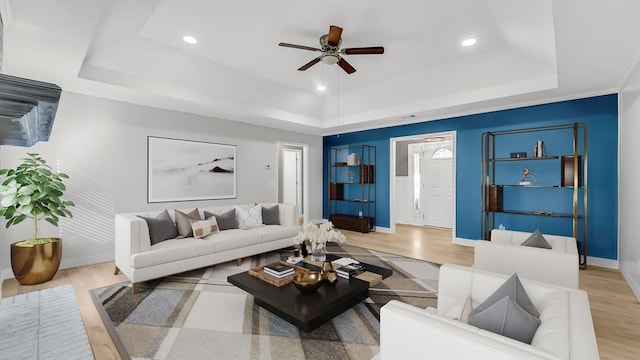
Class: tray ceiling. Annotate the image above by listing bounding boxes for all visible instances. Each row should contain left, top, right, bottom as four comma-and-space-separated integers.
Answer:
2, 0, 639, 134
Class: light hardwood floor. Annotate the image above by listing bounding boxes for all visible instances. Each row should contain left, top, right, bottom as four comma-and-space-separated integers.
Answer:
2, 224, 639, 360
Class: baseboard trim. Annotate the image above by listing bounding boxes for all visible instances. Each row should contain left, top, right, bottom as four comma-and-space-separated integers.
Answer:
374, 226, 392, 234
61, 252, 115, 270
586, 256, 618, 269
620, 261, 640, 302
2, 252, 115, 280
454, 237, 477, 247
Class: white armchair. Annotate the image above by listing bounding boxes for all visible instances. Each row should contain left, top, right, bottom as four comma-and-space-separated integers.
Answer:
376, 264, 599, 360
473, 229, 579, 288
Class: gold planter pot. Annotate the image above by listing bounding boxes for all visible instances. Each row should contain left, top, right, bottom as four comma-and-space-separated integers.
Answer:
11, 238, 62, 285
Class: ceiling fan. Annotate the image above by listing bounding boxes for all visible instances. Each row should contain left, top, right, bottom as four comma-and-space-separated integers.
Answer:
279, 25, 384, 74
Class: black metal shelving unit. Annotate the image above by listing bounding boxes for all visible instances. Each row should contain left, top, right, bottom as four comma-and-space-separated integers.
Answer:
328, 145, 376, 233
481, 123, 588, 268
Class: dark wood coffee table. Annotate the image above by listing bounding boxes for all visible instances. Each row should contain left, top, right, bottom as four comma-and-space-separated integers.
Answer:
227, 258, 391, 332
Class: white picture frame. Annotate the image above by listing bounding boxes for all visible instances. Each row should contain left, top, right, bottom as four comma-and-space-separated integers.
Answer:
147, 136, 236, 202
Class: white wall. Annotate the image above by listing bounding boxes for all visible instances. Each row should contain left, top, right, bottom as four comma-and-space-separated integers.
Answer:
619, 60, 640, 302
1, 92, 323, 277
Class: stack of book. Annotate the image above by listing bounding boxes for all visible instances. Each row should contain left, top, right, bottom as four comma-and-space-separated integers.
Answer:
263, 262, 295, 278
332, 257, 359, 267
336, 263, 366, 279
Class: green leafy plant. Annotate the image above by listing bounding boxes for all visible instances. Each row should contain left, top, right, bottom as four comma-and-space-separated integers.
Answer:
0, 153, 75, 246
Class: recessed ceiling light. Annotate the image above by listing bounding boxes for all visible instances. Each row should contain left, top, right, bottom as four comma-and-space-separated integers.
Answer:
316, 84, 327, 92
183, 35, 198, 45
461, 38, 477, 47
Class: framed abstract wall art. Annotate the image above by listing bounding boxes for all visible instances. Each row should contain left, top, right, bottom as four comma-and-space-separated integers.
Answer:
147, 136, 236, 202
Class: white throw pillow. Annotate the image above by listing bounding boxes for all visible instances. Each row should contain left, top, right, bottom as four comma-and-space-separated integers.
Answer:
236, 205, 263, 229
445, 296, 474, 323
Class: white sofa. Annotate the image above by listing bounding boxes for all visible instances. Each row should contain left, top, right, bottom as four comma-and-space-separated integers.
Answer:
474, 229, 579, 288
115, 203, 299, 291
377, 264, 599, 360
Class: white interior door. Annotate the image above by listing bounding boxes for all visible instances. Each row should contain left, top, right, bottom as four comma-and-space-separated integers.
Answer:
281, 148, 302, 213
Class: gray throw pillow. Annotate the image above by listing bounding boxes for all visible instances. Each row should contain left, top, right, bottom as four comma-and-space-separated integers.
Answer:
175, 208, 200, 238
137, 209, 178, 245
262, 205, 280, 225
204, 209, 237, 230
468, 295, 541, 344
469, 273, 539, 319
521, 229, 552, 249
467, 273, 541, 344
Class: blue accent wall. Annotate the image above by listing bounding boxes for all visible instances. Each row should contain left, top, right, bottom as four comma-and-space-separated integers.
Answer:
323, 94, 618, 260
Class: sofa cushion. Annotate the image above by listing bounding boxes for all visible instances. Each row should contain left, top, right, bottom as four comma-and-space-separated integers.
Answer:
262, 205, 280, 225
468, 295, 541, 344
137, 209, 178, 245
204, 229, 262, 252
530, 290, 571, 358
258, 225, 300, 243
131, 238, 214, 268
175, 208, 200, 238
521, 229, 552, 249
236, 204, 263, 229
205, 209, 238, 230
190, 217, 219, 239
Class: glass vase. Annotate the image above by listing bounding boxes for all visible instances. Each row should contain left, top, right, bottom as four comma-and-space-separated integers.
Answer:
311, 243, 326, 262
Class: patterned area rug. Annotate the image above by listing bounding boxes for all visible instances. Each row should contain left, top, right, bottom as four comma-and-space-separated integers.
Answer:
0, 284, 93, 360
91, 244, 439, 360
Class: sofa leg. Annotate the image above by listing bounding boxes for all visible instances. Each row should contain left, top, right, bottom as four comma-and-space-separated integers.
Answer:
236, 258, 243, 266
114, 266, 120, 275
132, 283, 139, 294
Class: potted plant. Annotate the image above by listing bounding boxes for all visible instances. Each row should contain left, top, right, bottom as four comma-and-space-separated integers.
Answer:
0, 153, 75, 285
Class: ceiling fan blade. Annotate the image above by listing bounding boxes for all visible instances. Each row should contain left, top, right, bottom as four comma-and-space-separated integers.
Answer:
327, 25, 343, 47
337, 57, 356, 74
298, 57, 322, 71
342, 46, 385, 55
279, 42, 321, 52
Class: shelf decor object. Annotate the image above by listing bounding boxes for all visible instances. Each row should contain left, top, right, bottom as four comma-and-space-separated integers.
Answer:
328, 144, 376, 233
481, 123, 588, 268
519, 168, 537, 185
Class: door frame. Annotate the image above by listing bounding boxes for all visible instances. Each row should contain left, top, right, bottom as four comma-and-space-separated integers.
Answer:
277, 142, 309, 223
421, 140, 454, 228
389, 131, 457, 243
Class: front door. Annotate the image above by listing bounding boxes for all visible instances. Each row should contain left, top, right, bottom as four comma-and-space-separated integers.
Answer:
408, 139, 454, 228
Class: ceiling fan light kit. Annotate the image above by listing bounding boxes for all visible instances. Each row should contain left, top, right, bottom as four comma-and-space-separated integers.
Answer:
321, 54, 340, 65
279, 25, 384, 74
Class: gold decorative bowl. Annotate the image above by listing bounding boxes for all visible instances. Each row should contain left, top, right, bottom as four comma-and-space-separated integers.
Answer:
293, 271, 324, 293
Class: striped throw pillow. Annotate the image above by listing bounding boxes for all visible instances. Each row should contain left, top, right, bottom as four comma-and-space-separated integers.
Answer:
190, 217, 219, 239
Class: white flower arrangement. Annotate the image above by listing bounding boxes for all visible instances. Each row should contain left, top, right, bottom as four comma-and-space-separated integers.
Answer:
293, 221, 346, 253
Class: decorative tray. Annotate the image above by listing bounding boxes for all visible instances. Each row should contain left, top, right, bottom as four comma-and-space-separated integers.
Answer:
248, 261, 309, 287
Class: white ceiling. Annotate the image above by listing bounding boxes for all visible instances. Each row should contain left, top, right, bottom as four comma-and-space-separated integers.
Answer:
2, 0, 639, 135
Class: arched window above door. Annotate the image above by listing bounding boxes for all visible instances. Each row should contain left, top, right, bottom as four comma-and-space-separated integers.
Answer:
432, 148, 453, 159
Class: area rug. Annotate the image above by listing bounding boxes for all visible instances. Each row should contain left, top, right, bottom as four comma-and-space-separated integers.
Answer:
91, 243, 440, 360
0, 284, 93, 360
